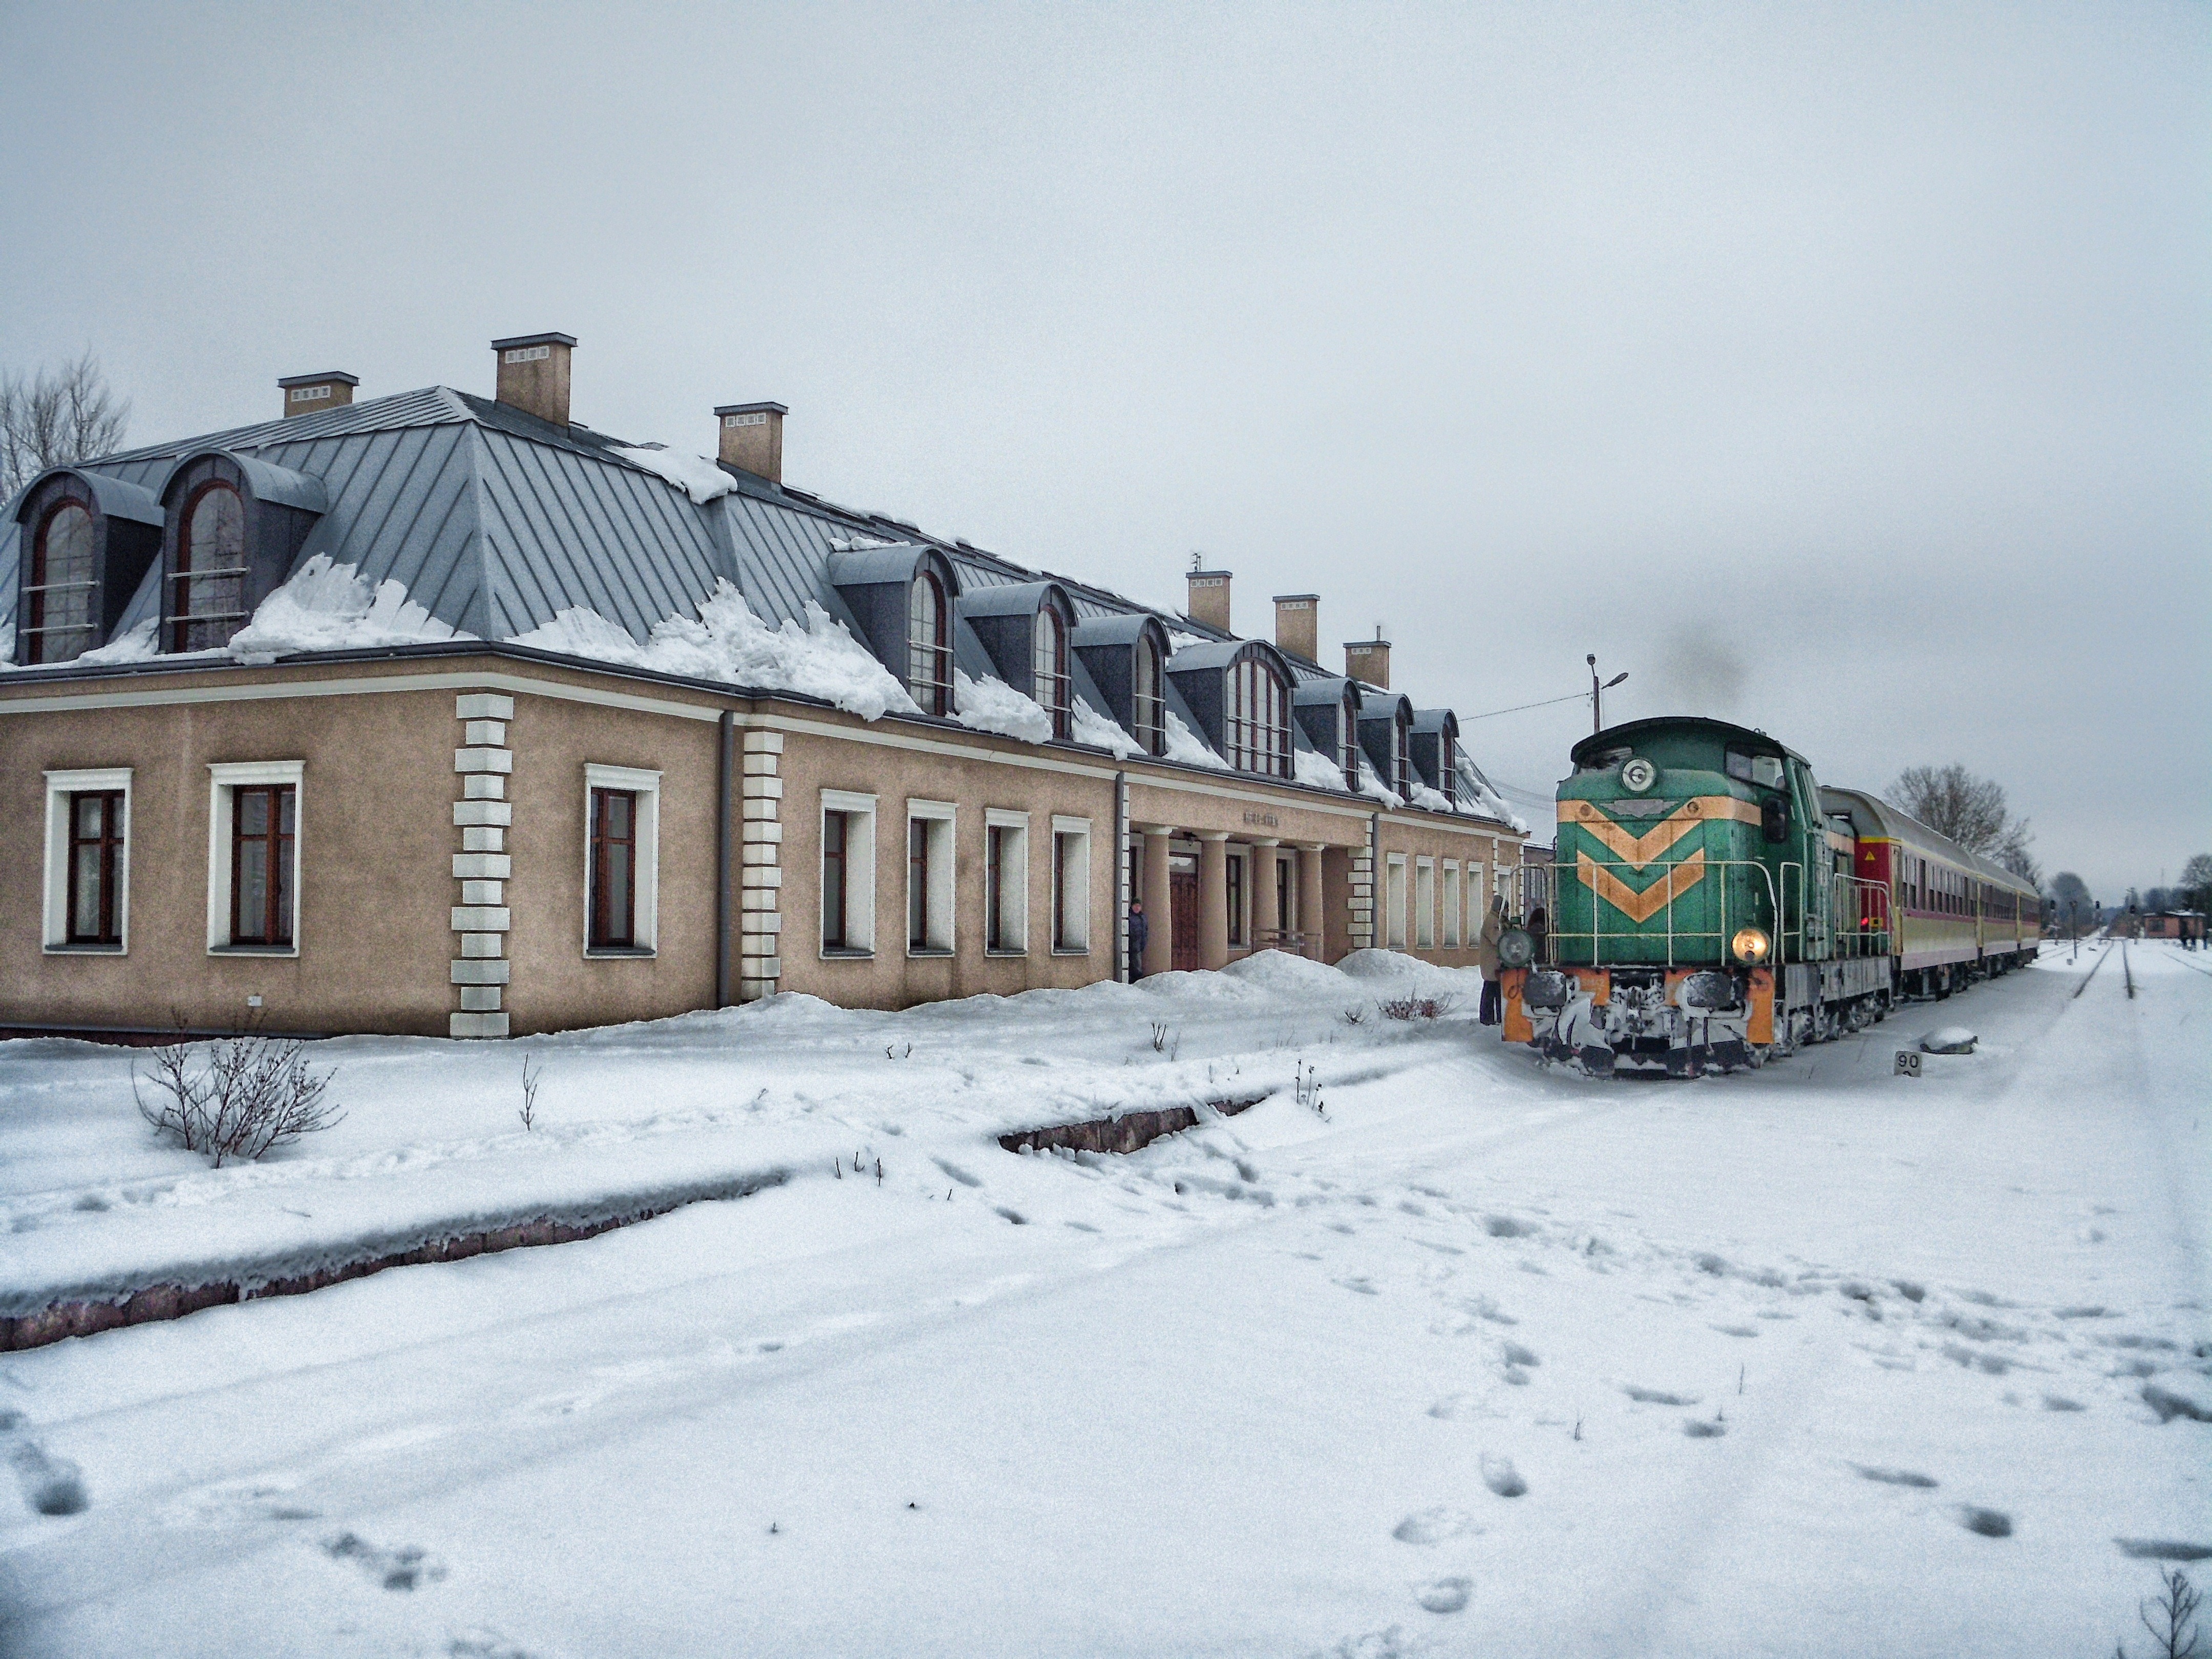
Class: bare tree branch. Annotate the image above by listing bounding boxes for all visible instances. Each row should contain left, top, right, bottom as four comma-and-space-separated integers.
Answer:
1, 350, 131, 502
1887, 763, 2038, 885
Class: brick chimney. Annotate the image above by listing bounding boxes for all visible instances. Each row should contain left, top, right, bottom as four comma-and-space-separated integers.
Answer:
1186, 565, 1232, 632
492, 332, 577, 427
1273, 593, 1319, 663
716, 401, 788, 482
277, 371, 357, 418
1345, 625, 1390, 688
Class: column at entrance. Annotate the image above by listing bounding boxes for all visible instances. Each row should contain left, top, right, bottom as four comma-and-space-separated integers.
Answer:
1197, 833, 1231, 970
1141, 825, 1173, 977
1252, 840, 1281, 949
1300, 845, 1326, 960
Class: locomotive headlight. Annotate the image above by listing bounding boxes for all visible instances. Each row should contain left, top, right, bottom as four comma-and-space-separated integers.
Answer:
1620, 756, 1657, 793
1731, 927, 1771, 964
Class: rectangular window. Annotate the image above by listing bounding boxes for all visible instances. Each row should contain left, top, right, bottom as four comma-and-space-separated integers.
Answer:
907, 800, 955, 953
1415, 858, 1435, 948
1442, 863, 1461, 947
582, 764, 662, 954
985, 810, 1029, 954
1053, 819, 1092, 953
1387, 854, 1409, 948
820, 791, 878, 955
1226, 852, 1246, 946
43, 768, 132, 951
1275, 853, 1294, 943
823, 810, 849, 949
231, 784, 297, 946
68, 790, 126, 945
588, 788, 636, 947
206, 761, 305, 953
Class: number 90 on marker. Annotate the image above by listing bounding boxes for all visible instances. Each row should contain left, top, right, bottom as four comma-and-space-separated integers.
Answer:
1894, 1051, 1922, 1077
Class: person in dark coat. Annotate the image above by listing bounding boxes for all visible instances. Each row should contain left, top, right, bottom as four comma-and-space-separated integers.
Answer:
1126, 898, 1150, 982
1477, 896, 1507, 1025
1527, 905, 1548, 967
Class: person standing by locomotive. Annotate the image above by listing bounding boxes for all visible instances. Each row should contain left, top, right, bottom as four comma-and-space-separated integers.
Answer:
1478, 895, 1508, 1025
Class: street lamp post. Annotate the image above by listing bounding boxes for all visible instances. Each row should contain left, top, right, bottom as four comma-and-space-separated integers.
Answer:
1587, 653, 1628, 735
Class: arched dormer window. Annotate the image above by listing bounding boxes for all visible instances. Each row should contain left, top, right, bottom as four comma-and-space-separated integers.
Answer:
172, 482, 247, 652
11, 468, 164, 669
25, 501, 96, 664
1132, 632, 1164, 755
1339, 691, 1360, 781
1225, 652, 1291, 778
907, 569, 951, 715
1032, 607, 1070, 739
1391, 714, 1410, 798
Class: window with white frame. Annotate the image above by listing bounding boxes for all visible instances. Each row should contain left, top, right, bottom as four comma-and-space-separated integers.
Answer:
1415, 857, 1435, 948
820, 789, 877, 955
584, 763, 661, 954
206, 760, 304, 953
907, 800, 955, 953
1442, 862, 1461, 947
43, 768, 131, 950
1225, 652, 1292, 777
984, 809, 1029, 954
1386, 854, 1409, 949
1052, 816, 1091, 952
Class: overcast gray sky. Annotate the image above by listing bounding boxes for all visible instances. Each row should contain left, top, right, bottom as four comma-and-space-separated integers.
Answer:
3, 2, 2204, 897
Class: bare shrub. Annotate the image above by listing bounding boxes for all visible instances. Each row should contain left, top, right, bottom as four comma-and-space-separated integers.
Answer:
1380, 995, 1455, 1022
134, 1028, 343, 1167
2115, 1567, 2201, 1659
518, 1054, 542, 1132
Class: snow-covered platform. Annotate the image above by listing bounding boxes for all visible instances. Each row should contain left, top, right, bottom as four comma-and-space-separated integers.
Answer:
0, 943, 2204, 1656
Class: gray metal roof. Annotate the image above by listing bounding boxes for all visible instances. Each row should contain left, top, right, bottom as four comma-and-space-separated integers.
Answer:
0, 380, 1513, 823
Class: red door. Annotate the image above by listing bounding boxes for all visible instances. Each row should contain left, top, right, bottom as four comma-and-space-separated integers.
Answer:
1171, 870, 1201, 971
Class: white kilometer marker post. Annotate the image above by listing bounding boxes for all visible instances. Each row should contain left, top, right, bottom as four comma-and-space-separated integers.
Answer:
1894, 1051, 1921, 1077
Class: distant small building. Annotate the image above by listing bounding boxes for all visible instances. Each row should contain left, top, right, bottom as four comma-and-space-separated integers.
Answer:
2142, 910, 2205, 943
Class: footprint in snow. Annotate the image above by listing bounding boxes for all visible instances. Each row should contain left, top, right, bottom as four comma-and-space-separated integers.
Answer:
931, 1157, 982, 1188
2115, 1538, 2212, 1562
1413, 1576, 1472, 1614
1483, 1216, 1534, 1238
322, 1531, 449, 1590
6, 1433, 87, 1518
1622, 1386, 1700, 1407
1498, 1342, 1540, 1369
1956, 1506, 2013, 1539
1393, 1506, 1481, 1545
1852, 1465, 1937, 1488
1336, 1275, 1380, 1295
164, 1476, 320, 1526
448, 1631, 541, 1659
1480, 1455, 1526, 1497
1683, 1418, 1727, 1438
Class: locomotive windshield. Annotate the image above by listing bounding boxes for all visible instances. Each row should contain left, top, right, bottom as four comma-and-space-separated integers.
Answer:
1577, 747, 1632, 774
1725, 748, 1784, 789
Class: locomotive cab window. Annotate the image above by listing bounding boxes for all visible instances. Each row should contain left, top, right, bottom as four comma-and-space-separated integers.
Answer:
1578, 747, 1631, 774
1726, 748, 1784, 790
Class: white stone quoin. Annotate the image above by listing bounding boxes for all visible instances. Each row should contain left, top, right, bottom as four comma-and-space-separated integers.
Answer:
739, 729, 783, 999
451, 692, 516, 1037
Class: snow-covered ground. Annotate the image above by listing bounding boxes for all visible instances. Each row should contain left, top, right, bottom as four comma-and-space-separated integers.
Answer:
0, 944, 2204, 1657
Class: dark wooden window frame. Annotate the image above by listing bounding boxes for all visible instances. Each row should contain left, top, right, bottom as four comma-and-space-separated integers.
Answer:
588, 787, 639, 948
229, 783, 296, 947
908, 817, 931, 950
172, 480, 249, 653
25, 498, 98, 666
66, 789, 126, 945
822, 809, 850, 950
1032, 608, 1071, 740
1226, 850, 1246, 947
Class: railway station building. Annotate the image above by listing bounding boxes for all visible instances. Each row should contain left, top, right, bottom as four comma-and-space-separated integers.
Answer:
1, 334, 1525, 1039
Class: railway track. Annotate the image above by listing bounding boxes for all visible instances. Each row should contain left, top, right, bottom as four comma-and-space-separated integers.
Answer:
2071, 943, 2113, 1001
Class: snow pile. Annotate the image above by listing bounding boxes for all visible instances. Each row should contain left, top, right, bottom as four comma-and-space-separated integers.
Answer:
1162, 709, 1230, 770
512, 582, 921, 722
1457, 753, 1527, 830
954, 670, 1054, 742
1070, 698, 1143, 757
225, 556, 466, 660
1920, 1026, 1977, 1054
1359, 772, 1403, 809
610, 445, 737, 505
1294, 747, 1349, 792
72, 618, 161, 665
1409, 781, 1455, 814
827, 534, 901, 552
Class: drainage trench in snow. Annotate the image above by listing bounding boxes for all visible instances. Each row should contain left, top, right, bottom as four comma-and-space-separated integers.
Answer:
0, 1169, 790, 1353
998, 1093, 1271, 1157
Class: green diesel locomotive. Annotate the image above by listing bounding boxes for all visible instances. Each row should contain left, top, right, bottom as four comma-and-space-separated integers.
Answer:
1500, 716, 2037, 1075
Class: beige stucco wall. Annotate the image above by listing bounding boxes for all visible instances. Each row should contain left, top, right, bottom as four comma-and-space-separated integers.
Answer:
0, 669, 460, 1035
0, 651, 1528, 1038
